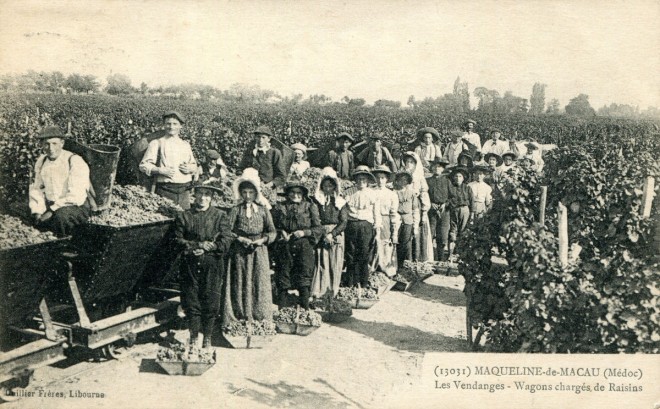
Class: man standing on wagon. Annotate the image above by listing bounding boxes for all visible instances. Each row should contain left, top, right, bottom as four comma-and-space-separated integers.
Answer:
139, 111, 198, 210
237, 126, 287, 188
29, 126, 92, 237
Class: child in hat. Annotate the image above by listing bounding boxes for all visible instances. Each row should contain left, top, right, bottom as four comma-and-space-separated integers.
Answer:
442, 130, 469, 167
393, 171, 419, 267
271, 181, 323, 309
328, 132, 355, 179
175, 185, 233, 349
343, 166, 381, 287
446, 166, 472, 260
223, 168, 276, 328
468, 166, 493, 220
289, 143, 311, 179
198, 149, 228, 184
426, 158, 451, 261
371, 165, 400, 277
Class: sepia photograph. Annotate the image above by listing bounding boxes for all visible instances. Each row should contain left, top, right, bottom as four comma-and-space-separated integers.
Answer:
0, 0, 658, 408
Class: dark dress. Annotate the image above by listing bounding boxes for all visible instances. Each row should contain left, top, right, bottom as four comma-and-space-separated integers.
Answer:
271, 200, 323, 291
223, 203, 277, 326
311, 197, 349, 297
174, 206, 233, 338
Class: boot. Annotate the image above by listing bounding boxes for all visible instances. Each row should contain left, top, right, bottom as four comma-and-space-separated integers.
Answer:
447, 242, 455, 261
277, 290, 289, 309
202, 336, 212, 349
298, 287, 310, 310
202, 318, 215, 349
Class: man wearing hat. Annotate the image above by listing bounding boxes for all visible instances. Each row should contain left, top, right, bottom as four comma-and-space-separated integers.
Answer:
371, 165, 400, 276
271, 181, 323, 309
462, 119, 481, 154
356, 133, 397, 173
481, 129, 509, 157
174, 184, 233, 349
198, 149, 228, 184
426, 158, 451, 261
442, 129, 470, 167
140, 111, 198, 210
29, 125, 92, 237
289, 143, 310, 179
237, 126, 287, 187
413, 127, 443, 170
343, 166, 381, 287
327, 132, 355, 179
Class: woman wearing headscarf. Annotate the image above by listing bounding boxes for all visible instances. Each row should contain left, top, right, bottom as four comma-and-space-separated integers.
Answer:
310, 167, 349, 298
400, 151, 433, 261
222, 168, 277, 328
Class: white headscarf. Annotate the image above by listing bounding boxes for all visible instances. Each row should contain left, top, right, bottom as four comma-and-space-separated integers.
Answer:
232, 168, 271, 216
314, 167, 346, 210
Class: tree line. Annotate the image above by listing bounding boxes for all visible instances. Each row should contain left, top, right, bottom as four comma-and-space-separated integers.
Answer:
1, 70, 658, 119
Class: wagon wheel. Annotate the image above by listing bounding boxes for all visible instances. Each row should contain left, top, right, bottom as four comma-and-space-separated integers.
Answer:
102, 333, 137, 360
0, 373, 31, 402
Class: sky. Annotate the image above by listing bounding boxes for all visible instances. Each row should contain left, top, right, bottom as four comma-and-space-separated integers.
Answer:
0, 0, 658, 109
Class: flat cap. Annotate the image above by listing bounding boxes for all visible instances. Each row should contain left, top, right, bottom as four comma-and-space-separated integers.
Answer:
37, 126, 66, 140
336, 132, 354, 142
162, 111, 185, 124
206, 149, 221, 160
252, 126, 273, 137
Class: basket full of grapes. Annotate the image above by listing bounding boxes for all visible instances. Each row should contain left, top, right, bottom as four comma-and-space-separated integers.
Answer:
273, 307, 322, 336
155, 342, 216, 376
221, 320, 277, 349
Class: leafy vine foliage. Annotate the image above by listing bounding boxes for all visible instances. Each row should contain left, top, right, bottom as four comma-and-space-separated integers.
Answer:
459, 135, 660, 352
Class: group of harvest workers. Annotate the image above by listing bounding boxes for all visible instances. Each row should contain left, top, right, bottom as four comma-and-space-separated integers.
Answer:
27, 112, 545, 349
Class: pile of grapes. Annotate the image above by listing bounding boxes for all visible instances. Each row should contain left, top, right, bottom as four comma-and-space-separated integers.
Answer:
0, 214, 59, 250
274, 307, 322, 327
394, 260, 434, 284
368, 272, 391, 289
88, 185, 182, 227
337, 287, 379, 301
222, 320, 277, 337
156, 342, 215, 364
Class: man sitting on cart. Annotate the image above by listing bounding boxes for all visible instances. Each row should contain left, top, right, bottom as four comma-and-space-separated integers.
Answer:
29, 125, 92, 237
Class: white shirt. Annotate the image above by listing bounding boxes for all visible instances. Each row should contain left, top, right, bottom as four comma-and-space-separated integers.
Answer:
462, 132, 481, 151
414, 144, 442, 168
139, 136, 197, 184
289, 160, 310, 178
344, 186, 381, 229
29, 151, 90, 215
481, 139, 509, 156
442, 142, 468, 167
374, 186, 401, 236
468, 181, 492, 208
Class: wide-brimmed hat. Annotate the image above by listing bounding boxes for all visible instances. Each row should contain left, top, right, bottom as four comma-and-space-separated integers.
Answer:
370, 132, 385, 141
416, 127, 440, 142
429, 158, 450, 167
394, 170, 413, 185
283, 180, 309, 197
490, 129, 502, 135
336, 132, 354, 143
464, 119, 477, 126
162, 111, 185, 124
290, 143, 307, 153
457, 152, 474, 168
401, 151, 417, 163
484, 153, 503, 167
471, 165, 493, 175
502, 151, 517, 161
193, 185, 223, 195
352, 165, 376, 183
37, 126, 67, 140
449, 129, 464, 138
371, 164, 392, 176
206, 149, 221, 160
252, 126, 273, 137
449, 166, 470, 180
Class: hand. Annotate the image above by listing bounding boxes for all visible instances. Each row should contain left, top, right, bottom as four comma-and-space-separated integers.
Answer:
252, 237, 267, 247
192, 249, 205, 256
280, 231, 290, 242
200, 241, 216, 251
179, 163, 197, 175
237, 237, 251, 247
391, 237, 399, 245
158, 166, 177, 178
39, 211, 53, 223
264, 181, 274, 189
324, 233, 335, 245
292, 230, 305, 239
413, 228, 420, 237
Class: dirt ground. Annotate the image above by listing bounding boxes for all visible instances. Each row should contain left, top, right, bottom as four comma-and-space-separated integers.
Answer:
4, 274, 467, 409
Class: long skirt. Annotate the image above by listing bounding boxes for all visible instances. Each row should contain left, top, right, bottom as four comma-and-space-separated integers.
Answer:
311, 225, 345, 298
222, 242, 273, 326
415, 211, 434, 262
371, 215, 398, 277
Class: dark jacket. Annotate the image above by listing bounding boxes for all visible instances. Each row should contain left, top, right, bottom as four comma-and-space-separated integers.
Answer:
238, 146, 286, 185
271, 200, 324, 245
356, 146, 398, 173
426, 175, 450, 205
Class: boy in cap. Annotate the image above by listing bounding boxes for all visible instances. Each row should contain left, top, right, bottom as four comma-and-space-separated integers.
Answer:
343, 166, 381, 287
356, 133, 398, 173
140, 111, 198, 209
175, 185, 233, 349
198, 149, 227, 184
468, 166, 493, 220
327, 132, 355, 179
29, 126, 92, 236
237, 126, 287, 187
426, 158, 451, 261
442, 130, 470, 167
393, 170, 419, 267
